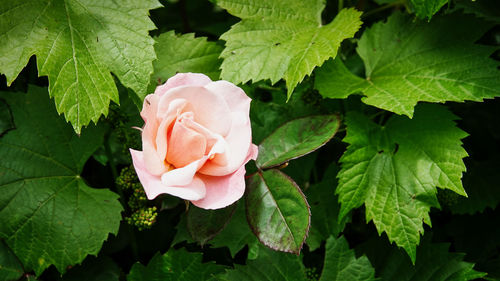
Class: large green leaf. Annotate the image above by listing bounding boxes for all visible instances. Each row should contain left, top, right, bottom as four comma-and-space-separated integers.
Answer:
127, 249, 225, 281
360, 235, 486, 281
0, 99, 14, 136
218, 0, 362, 97
409, 0, 448, 19
0, 0, 161, 133
306, 164, 348, 251
246, 169, 310, 254
337, 104, 468, 262
315, 13, 500, 117
151, 31, 223, 87
0, 86, 123, 275
0, 241, 23, 281
208, 202, 260, 259
256, 115, 340, 169
319, 236, 376, 281
187, 203, 237, 245
219, 245, 307, 281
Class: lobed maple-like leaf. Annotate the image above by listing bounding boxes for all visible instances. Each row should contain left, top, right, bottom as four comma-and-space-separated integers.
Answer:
409, 0, 448, 19
0, 0, 161, 133
128, 249, 225, 281
319, 236, 376, 281
337, 104, 468, 262
218, 0, 362, 98
315, 13, 500, 117
151, 31, 223, 85
0, 86, 122, 275
219, 245, 307, 281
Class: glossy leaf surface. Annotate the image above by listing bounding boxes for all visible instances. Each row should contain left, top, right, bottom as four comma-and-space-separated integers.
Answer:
246, 169, 310, 254
257, 115, 340, 169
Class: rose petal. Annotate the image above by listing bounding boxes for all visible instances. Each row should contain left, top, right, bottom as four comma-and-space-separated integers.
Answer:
155, 98, 188, 161
154, 73, 212, 96
142, 140, 171, 176
157, 86, 232, 137
161, 157, 206, 187
130, 149, 206, 200
167, 117, 207, 168
204, 80, 251, 114
247, 143, 259, 162
181, 116, 226, 155
191, 164, 247, 209
141, 94, 160, 124
199, 112, 252, 176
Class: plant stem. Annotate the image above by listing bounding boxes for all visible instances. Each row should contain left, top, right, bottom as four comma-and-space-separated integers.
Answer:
338, 0, 344, 11
362, 0, 404, 19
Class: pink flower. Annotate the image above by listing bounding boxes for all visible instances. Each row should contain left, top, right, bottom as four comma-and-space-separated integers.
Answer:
130, 73, 258, 209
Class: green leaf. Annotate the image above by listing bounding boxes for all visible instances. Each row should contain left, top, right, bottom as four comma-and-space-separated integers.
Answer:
337, 104, 468, 262
187, 203, 237, 245
62, 256, 120, 281
0, 241, 23, 281
0, 0, 161, 133
360, 235, 486, 281
409, 0, 448, 19
219, 245, 307, 281
246, 169, 310, 254
315, 58, 367, 100
256, 115, 340, 169
127, 249, 225, 281
319, 236, 376, 281
455, 0, 500, 23
0, 99, 14, 136
173, 203, 259, 259
249, 84, 323, 144
209, 201, 260, 259
0, 86, 123, 275
218, 0, 362, 97
315, 13, 500, 117
151, 31, 223, 89
306, 164, 348, 251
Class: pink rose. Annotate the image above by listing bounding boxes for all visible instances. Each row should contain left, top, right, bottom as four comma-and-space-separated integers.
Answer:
130, 73, 258, 209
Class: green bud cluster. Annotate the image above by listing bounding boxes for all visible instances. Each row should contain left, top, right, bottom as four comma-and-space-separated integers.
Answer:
128, 186, 148, 211
116, 166, 140, 190
116, 166, 158, 230
305, 267, 320, 281
126, 207, 158, 231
